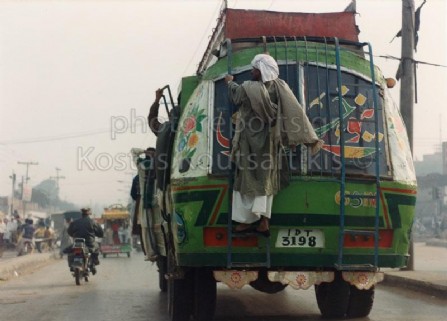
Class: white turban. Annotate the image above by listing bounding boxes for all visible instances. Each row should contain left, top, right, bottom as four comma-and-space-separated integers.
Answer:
251, 54, 279, 82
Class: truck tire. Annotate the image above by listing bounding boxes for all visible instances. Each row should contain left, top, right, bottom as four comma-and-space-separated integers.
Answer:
346, 286, 375, 318
192, 268, 216, 321
167, 251, 193, 321
314, 272, 350, 318
168, 271, 193, 321
157, 256, 168, 292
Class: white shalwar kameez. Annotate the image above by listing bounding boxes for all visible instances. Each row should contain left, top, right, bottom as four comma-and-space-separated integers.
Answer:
232, 191, 273, 224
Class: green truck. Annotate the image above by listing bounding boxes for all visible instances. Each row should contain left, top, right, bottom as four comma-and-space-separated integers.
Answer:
141, 7, 417, 321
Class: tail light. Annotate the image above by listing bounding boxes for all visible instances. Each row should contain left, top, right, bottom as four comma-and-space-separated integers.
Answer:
203, 227, 258, 247
343, 229, 393, 248
73, 247, 83, 255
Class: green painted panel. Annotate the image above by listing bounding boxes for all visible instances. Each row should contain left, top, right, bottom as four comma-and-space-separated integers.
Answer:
202, 41, 384, 84
179, 75, 200, 110
170, 176, 416, 268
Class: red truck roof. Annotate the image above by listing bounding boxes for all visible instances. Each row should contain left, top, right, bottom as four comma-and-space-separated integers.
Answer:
197, 8, 359, 74
224, 9, 359, 40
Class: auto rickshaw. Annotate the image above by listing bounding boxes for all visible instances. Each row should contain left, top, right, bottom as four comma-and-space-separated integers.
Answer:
99, 204, 132, 258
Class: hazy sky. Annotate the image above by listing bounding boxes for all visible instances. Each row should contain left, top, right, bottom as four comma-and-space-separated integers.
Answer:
0, 0, 446, 209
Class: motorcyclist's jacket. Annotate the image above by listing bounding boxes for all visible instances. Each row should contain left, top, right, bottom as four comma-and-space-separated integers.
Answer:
67, 216, 104, 248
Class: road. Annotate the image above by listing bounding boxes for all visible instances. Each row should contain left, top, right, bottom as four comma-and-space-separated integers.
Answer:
0, 249, 446, 321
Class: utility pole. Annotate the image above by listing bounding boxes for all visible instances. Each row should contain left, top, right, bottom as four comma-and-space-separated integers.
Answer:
49, 167, 65, 213
400, 0, 415, 271
50, 167, 66, 189
17, 161, 39, 217
9, 171, 16, 216
17, 161, 39, 183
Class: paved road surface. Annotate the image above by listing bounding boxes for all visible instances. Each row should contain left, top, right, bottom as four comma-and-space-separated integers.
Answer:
0, 246, 446, 321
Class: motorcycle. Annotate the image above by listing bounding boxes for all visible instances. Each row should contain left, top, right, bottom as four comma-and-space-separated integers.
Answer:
68, 238, 95, 285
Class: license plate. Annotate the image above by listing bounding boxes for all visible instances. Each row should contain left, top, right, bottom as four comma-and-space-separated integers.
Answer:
275, 229, 324, 248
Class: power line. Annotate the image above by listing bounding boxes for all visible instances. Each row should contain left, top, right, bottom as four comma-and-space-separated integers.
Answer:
375, 54, 447, 68
181, 0, 223, 77
0, 128, 111, 145
1, 116, 155, 145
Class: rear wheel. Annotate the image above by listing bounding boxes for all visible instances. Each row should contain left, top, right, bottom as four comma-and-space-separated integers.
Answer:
346, 286, 375, 318
314, 272, 350, 318
192, 268, 216, 321
168, 272, 193, 321
167, 251, 193, 321
74, 269, 81, 286
157, 256, 168, 292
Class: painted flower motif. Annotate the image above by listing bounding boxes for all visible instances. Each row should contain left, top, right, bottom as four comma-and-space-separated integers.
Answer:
357, 273, 368, 285
188, 133, 199, 148
177, 138, 187, 152
230, 272, 242, 284
296, 274, 307, 286
355, 93, 367, 106
176, 101, 206, 174
361, 109, 375, 119
183, 116, 197, 134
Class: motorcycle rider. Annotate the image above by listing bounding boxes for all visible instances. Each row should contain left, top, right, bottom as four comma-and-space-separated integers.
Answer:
67, 208, 104, 274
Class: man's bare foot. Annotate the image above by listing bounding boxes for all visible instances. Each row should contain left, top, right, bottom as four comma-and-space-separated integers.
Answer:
257, 217, 269, 232
256, 217, 270, 237
234, 223, 253, 232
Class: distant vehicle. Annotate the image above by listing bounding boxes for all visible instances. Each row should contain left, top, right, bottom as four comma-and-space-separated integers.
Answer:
99, 204, 132, 258
140, 6, 417, 321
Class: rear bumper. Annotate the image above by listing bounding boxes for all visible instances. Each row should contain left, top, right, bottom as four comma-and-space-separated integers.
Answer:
213, 270, 384, 290
177, 252, 408, 269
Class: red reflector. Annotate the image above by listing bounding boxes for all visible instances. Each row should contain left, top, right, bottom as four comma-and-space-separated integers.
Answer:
73, 248, 83, 254
344, 229, 393, 248
203, 227, 258, 247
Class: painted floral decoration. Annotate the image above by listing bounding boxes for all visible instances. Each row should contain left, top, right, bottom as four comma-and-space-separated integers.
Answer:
177, 104, 206, 173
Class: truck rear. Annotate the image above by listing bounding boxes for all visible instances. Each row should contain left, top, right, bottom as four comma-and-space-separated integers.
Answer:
145, 7, 417, 321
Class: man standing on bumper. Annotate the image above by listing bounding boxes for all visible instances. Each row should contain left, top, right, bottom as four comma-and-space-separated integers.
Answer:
225, 54, 322, 235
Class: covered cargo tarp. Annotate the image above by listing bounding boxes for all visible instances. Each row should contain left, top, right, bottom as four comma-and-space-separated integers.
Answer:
225, 9, 359, 40
198, 8, 359, 74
